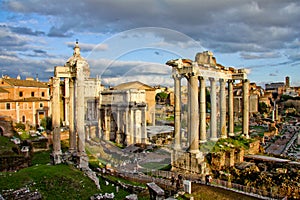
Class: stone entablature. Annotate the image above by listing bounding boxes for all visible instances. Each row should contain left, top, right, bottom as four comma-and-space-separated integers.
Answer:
101, 89, 146, 105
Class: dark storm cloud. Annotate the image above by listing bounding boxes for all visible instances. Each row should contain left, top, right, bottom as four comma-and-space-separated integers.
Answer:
10, 26, 45, 36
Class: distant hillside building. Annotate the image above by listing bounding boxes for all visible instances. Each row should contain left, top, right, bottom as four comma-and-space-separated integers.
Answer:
0, 76, 50, 128
265, 82, 285, 95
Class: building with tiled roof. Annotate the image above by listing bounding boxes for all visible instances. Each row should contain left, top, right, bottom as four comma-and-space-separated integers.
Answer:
0, 76, 50, 128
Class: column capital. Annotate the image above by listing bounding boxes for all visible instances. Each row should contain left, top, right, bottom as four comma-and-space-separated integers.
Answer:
219, 78, 227, 82
209, 77, 215, 82
198, 76, 205, 81
172, 73, 182, 80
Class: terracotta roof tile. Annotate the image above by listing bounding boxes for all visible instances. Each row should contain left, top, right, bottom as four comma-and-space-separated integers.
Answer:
2, 78, 48, 88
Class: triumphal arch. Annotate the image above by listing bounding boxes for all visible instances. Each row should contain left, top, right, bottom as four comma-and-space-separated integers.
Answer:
166, 51, 249, 174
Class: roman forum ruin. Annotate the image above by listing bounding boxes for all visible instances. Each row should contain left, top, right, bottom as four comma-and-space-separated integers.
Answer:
166, 51, 249, 173
51, 41, 90, 168
51, 42, 250, 175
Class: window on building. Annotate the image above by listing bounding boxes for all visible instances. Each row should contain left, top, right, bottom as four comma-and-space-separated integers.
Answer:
31, 92, 34, 97
41, 92, 45, 97
40, 103, 43, 108
22, 116, 26, 123
6, 103, 10, 110
19, 91, 23, 97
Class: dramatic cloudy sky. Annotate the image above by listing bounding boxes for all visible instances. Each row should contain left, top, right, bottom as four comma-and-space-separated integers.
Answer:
1, 0, 300, 87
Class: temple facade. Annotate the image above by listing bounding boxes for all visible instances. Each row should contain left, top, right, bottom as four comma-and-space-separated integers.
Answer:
166, 51, 250, 174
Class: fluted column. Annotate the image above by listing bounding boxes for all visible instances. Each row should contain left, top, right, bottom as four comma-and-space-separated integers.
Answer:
76, 66, 86, 158
186, 75, 191, 147
141, 106, 147, 143
173, 73, 182, 150
69, 78, 76, 152
104, 108, 110, 140
189, 74, 199, 154
52, 77, 62, 164
133, 109, 137, 143
242, 79, 249, 138
199, 77, 207, 143
228, 80, 234, 136
64, 78, 70, 126
210, 78, 218, 141
220, 78, 227, 138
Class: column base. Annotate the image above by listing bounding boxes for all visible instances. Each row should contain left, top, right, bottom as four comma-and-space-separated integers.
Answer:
173, 143, 181, 150
189, 149, 200, 155
228, 132, 235, 137
51, 151, 62, 165
220, 135, 227, 139
77, 152, 89, 169
210, 137, 218, 142
200, 140, 207, 144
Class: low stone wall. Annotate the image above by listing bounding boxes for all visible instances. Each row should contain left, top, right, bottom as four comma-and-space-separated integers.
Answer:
0, 155, 30, 171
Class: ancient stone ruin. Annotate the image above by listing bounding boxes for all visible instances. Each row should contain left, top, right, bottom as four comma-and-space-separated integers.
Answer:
166, 51, 250, 174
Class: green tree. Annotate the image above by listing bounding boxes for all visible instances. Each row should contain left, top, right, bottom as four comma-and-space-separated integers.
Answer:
258, 102, 269, 114
40, 116, 52, 130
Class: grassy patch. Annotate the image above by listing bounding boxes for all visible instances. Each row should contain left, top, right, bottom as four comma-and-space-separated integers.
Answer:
0, 164, 100, 199
31, 150, 51, 166
139, 162, 169, 170
0, 136, 19, 156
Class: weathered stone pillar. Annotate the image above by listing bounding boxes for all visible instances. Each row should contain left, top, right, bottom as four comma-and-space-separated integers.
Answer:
133, 109, 137, 143
199, 77, 207, 143
228, 80, 234, 136
104, 108, 110, 141
141, 106, 147, 143
186, 75, 191, 147
242, 79, 249, 138
126, 108, 134, 145
220, 78, 227, 138
210, 78, 218, 141
97, 91, 102, 139
52, 77, 62, 164
64, 78, 70, 126
69, 78, 76, 152
76, 65, 88, 168
152, 111, 156, 126
173, 73, 181, 150
116, 108, 121, 144
189, 74, 200, 154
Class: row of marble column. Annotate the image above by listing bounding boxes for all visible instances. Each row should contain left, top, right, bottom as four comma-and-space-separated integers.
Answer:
173, 73, 249, 154
100, 106, 147, 145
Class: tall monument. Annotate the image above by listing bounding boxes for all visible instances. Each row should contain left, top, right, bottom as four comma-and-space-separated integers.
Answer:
51, 41, 89, 168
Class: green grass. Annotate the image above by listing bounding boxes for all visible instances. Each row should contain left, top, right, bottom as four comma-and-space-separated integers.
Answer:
0, 164, 100, 199
139, 162, 169, 170
31, 150, 51, 165
0, 136, 19, 156
0, 164, 132, 199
